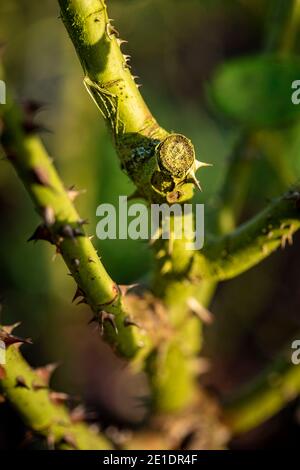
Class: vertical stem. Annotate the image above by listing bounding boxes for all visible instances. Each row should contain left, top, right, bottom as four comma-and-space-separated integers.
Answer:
265, 0, 300, 55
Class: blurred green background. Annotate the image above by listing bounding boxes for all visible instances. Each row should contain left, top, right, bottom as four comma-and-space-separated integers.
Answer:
1, 0, 300, 449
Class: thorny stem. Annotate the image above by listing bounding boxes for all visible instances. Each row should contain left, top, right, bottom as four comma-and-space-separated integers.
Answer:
0, 98, 150, 360
193, 190, 300, 281
57, 0, 300, 416
0, 336, 112, 449
58, 0, 210, 413
58, 0, 203, 204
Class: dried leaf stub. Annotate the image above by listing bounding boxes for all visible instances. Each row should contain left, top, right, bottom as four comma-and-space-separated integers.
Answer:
156, 134, 195, 179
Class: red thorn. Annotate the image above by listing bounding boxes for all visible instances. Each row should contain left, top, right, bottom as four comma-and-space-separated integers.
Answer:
0, 328, 32, 347
49, 391, 69, 405
35, 363, 59, 386
27, 224, 53, 244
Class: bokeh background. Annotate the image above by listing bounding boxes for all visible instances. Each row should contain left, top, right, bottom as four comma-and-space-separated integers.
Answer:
1, 0, 300, 449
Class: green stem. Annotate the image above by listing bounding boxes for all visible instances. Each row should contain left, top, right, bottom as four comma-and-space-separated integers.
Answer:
223, 353, 300, 435
0, 341, 111, 449
58, 0, 201, 204
193, 190, 300, 281
265, 0, 300, 55
0, 99, 150, 359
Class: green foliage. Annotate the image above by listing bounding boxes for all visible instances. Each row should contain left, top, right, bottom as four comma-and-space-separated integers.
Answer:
209, 55, 300, 128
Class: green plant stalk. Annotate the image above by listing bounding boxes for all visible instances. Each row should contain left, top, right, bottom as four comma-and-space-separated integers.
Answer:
148, 210, 209, 412
265, 0, 300, 55
0, 343, 112, 449
223, 354, 300, 435
0, 100, 150, 359
57, 0, 206, 413
58, 0, 167, 200
58, 0, 200, 204
150, 188, 300, 408
193, 190, 300, 281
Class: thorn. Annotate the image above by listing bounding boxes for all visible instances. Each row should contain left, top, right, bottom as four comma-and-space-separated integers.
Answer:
0, 328, 32, 347
31, 167, 51, 187
41, 206, 55, 226
2, 322, 22, 335
100, 312, 118, 335
27, 224, 53, 244
70, 405, 86, 423
119, 284, 139, 296
187, 297, 213, 324
76, 298, 88, 305
32, 381, 48, 391
88, 257, 96, 263
35, 363, 59, 386
49, 391, 69, 405
185, 170, 202, 191
72, 287, 85, 303
116, 38, 128, 46
195, 160, 212, 171
106, 23, 119, 38
62, 433, 78, 449
15, 376, 30, 389
124, 317, 140, 328
123, 54, 131, 62
67, 185, 86, 202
